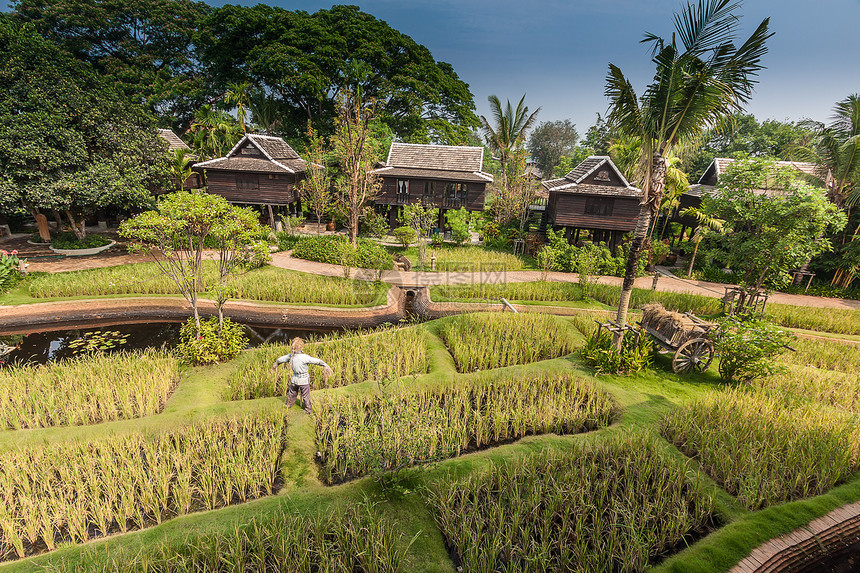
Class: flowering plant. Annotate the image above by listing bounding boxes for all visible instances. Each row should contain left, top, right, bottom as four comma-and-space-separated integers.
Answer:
0, 249, 23, 291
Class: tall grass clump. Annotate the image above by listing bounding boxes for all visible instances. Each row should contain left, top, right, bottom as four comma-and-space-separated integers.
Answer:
0, 413, 288, 561
27, 263, 386, 306
439, 312, 575, 372
662, 387, 859, 510
40, 505, 409, 573
778, 336, 860, 374
568, 310, 614, 338
428, 433, 714, 573
758, 366, 860, 414
766, 303, 860, 335
429, 245, 529, 272
225, 327, 428, 400
315, 373, 615, 483
0, 349, 178, 429
432, 280, 582, 302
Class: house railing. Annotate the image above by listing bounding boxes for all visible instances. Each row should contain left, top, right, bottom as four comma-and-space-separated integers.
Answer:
442, 196, 464, 209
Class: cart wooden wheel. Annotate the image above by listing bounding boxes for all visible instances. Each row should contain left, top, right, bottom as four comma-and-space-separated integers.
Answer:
672, 338, 714, 374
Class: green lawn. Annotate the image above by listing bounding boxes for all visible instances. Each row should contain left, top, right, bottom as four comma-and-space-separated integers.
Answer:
2, 312, 860, 572
386, 243, 536, 271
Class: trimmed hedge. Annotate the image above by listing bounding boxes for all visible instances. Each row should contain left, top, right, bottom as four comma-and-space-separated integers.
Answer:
291, 235, 393, 270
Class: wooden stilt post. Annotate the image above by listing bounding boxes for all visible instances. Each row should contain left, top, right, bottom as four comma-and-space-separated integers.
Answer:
267, 204, 276, 228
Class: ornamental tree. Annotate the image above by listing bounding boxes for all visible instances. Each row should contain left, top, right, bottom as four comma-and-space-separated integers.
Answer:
702, 158, 846, 289
120, 191, 266, 337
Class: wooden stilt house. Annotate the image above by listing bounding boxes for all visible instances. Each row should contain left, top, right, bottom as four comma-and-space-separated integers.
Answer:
542, 156, 642, 249
370, 143, 493, 229
193, 134, 308, 226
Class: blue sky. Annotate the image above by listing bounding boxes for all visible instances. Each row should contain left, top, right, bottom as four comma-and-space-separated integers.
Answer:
206, 0, 860, 134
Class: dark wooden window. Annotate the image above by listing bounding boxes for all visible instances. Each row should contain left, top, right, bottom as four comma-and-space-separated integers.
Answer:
397, 180, 409, 203
443, 183, 466, 208
423, 181, 434, 198
236, 174, 260, 190
268, 174, 280, 180
584, 197, 614, 216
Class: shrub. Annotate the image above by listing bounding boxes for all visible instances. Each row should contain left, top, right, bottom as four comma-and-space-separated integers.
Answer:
360, 206, 388, 238
582, 327, 653, 375
0, 249, 23, 292
291, 235, 393, 270
50, 232, 111, 250
446, 207, 471, 245
175, 316, 247, 366
712, 316, 794, 382
430, 232, 444, 247
540, 229, 646, 277
391, 225, 416, 247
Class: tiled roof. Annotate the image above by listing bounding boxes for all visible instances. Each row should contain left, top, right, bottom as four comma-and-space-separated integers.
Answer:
705, 158, 828, 183
194, 134, 306, 174
542, 156, 641, 198
386, 142, 486, 173
158, 129, 190, 151
193, 157, 306, 174
372, 166, 492, 183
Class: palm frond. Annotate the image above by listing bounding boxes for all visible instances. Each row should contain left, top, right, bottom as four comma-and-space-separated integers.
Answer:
674, 0, 740, 54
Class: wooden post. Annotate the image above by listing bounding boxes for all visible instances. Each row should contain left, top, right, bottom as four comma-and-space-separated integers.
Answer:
266, 204, 276, 229
36, 214, 51, 242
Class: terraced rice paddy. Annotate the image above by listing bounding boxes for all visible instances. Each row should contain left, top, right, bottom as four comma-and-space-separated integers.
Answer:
314, 373, 615, 483
0, 413, 288, 561
224, 326, 429, 400
439, 312, 575, 372
662, 387, 859, 510
39, 505, 408, 573
0, 350, 178, 429
428, 433, 714, 573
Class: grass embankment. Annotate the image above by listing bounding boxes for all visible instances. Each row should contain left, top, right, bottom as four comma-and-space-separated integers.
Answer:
314, 372, 615, 484
429, 433, 715, 573
224, 326, 429, 400
0, 350, 178, 430
0, 413, 288, 560
439, 312, 576, 372
4, 314, 860, 572
22, 263, 387, 306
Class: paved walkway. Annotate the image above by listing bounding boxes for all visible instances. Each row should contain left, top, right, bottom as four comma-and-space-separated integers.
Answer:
271, 253, 860, 311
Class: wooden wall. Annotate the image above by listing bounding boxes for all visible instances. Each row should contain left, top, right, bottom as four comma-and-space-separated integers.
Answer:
376, 177, 486, 211
548, 194, 639, 231
204, 171, 300, 205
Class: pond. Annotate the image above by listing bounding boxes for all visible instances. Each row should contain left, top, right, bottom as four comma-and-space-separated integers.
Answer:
0, 322, 344, 366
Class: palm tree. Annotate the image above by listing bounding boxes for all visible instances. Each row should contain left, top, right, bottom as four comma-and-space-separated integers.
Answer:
224, 82, 251, 134
793, 95, 860, 288
604, 0, 771, 337
481, 95, 541, 187
680, 207, 724, 275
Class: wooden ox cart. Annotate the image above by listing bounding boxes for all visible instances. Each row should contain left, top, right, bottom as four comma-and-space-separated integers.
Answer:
640, 303, 715, 374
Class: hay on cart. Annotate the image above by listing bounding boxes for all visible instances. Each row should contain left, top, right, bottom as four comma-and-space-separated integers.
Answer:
641, 303, 707, 346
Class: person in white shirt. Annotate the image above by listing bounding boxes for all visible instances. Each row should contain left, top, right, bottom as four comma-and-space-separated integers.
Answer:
271, 337, 333, 414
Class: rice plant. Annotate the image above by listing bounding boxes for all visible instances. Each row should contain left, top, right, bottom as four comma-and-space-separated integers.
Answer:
662, 387, 859, 510
0, 412, 288, 561
766, 303, 860, 336
39, 504, 409, 573
224, 326, 429, 400
314, 373, 616, 483
428, 433, 714, 573
439, 312, 575, 372
0, 349, 178, 429
429, 245, 529, 272
27, 263, 386, 306
757, 366, 860, 414
778, 336, 860, 374
433, 280, 582, 302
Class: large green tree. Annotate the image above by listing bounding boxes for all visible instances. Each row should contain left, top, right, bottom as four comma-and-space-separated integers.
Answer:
527, 119, 578, 176
702, 158, 845, 289
196, 4, 478, 142
12, 0, 213, 128
0, 16, 168, 237
604, 0, 771, 336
